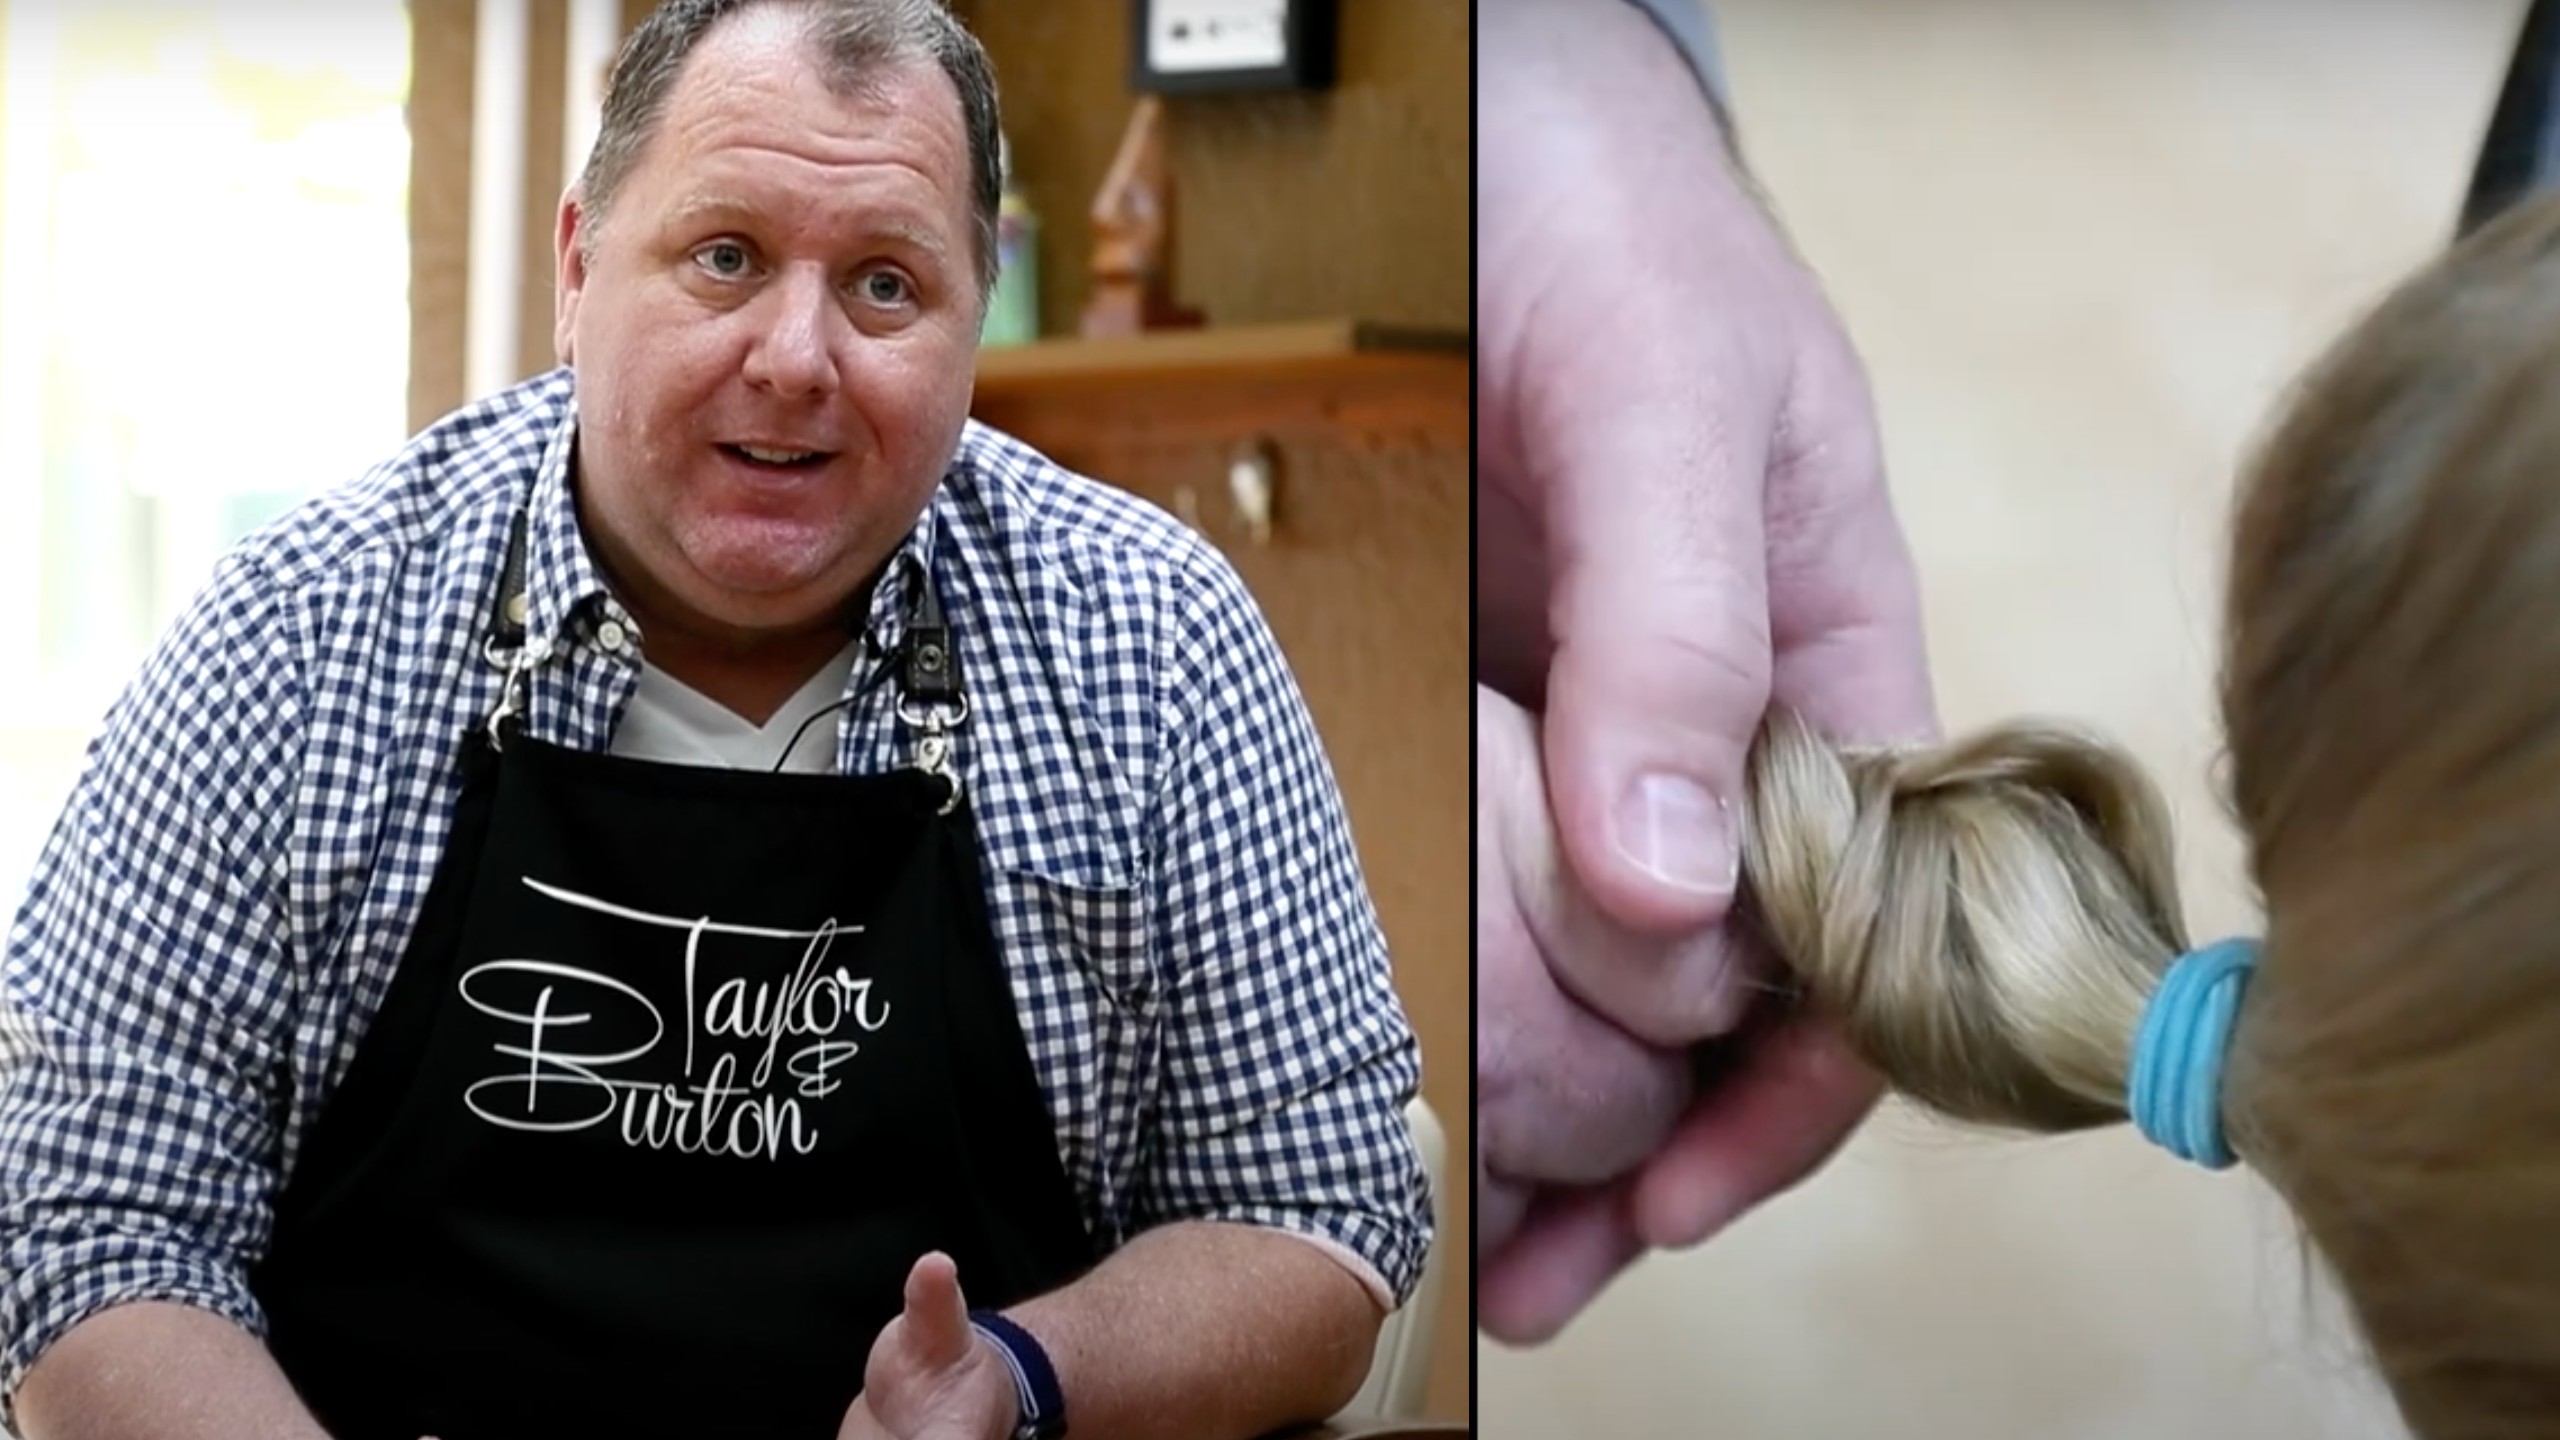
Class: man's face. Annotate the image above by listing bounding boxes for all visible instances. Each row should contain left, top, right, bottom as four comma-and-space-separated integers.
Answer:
554, 8, 981, 647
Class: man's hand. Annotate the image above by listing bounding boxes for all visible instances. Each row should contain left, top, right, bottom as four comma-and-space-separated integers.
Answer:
838, 1253, 1017, 1440
1477, 684, 1714, 1252
1480, 683, 1868, 1344
1476, 0, 1939, 1340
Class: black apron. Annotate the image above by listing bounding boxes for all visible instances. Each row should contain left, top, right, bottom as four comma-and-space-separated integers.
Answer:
249, 518, 1096, 1440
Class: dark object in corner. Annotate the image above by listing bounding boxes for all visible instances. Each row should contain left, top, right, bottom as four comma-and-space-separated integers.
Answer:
2461, 0, 2560, 237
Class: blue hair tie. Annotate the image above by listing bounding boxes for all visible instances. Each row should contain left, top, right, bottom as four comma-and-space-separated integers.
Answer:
2127, 937, 2262, 1169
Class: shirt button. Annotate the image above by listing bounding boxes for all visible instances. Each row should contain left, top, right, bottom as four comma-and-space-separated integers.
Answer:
596, 619, 630, 655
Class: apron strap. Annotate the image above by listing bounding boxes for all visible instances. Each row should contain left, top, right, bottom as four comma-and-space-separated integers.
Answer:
488, 507, 532, 653
891, 553, 970, 813
900, 552, 962, 708
482, 509, 537, 749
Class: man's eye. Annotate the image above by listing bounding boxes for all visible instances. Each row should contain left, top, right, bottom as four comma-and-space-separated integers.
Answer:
860, 270, 912, 305
694, 241, 752, 277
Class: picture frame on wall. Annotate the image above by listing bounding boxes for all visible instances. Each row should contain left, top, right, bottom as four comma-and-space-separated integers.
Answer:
1128, 0, 1336, 95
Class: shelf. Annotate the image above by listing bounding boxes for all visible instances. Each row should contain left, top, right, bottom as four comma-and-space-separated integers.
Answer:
970, 319, 1468, 400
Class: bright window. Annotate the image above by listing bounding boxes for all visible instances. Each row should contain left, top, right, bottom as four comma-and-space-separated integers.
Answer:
0, 0, 411, 909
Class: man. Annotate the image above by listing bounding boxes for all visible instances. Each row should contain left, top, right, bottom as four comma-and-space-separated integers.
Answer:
1476, 0, 1938, 1342
0, 2, 1432, 1436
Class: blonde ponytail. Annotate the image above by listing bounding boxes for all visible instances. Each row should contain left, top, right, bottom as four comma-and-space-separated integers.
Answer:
1738, 708, 2196, 1141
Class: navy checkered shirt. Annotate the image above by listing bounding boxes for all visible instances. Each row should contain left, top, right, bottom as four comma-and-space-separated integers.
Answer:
0, 368, 1432, 1402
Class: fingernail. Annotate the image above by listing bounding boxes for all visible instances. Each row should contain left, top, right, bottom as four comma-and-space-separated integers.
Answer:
1615, 774, 1737, 895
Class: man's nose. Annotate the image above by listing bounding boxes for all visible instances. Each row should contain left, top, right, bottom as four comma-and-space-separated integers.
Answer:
741, 268, 844, 398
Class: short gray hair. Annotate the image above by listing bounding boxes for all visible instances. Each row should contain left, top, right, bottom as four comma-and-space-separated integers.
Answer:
579, 0, 1002, 296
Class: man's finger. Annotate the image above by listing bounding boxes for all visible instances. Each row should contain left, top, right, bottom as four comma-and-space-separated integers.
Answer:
1630, 1006, 1883, 1251
1476, 1179, 1648, 1346
1480, 1156, 1532, 1255
902, 1251, 973, 1369
1513, 841, 1760, 1050
1476, 959, 1689, 1189
1478, 689, 1696, 1183
1536, 360, 1776, 940
1505, 12, 1788, 942
1603, 324, 1928, 1252
1483, 686, 1753, 1049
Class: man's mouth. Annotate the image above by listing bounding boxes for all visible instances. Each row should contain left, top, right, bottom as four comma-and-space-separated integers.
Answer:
720, 443, 834, 471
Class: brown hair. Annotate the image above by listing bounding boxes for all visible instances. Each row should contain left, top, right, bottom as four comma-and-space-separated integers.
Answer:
581, 0, 1003, 295
1741, 189, 2560, 1440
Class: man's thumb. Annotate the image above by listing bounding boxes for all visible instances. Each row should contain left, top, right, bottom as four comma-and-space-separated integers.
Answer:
1540, 483, 1772, 936
902, 1251, 974, 1368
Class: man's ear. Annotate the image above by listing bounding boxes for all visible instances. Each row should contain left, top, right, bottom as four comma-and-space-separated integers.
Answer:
554, 186, 590, 365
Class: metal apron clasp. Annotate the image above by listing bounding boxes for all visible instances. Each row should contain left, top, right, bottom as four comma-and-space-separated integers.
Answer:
482, 633, 543, 750
896, 693, 970, 814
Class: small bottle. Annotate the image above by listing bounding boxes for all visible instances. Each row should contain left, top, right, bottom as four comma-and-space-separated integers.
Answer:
982, 130, 1041, 347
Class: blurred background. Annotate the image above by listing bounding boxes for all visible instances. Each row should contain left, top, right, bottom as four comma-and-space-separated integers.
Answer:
0, 0, 412, 895
0, 0, 1465, 1423
1479, 1, 2529, 1437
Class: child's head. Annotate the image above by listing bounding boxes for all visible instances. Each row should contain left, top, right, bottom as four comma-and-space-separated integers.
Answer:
1744, 190, 2560, 1440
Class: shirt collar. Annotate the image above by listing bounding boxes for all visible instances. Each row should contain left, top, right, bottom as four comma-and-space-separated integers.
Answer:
517, 382, 615, 655
858, 482, 947, 659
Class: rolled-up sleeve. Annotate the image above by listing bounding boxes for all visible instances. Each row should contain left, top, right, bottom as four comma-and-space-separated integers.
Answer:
1129, 553, 1433, 1308
0, 554, 306, 1412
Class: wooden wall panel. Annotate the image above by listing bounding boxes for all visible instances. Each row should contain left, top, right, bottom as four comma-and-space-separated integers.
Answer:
954, 0, 1469, 337
408, 0, 477, 434
516, 0, 571, 382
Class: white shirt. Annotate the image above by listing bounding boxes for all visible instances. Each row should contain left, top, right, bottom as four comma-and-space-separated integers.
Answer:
607, 639, 865, 774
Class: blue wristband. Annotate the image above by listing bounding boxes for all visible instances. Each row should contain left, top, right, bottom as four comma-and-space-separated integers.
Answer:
968, 1308, 1067, 1440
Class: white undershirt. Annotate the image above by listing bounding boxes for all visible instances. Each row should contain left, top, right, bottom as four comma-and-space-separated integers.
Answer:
607, 639, 865, 773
